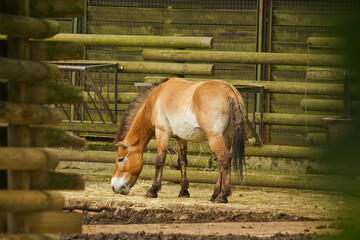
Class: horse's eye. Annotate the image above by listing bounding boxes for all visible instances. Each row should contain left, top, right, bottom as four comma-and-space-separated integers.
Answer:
117, 157, 125, 163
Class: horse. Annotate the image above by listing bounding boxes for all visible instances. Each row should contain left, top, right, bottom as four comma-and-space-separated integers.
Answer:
111, 78, 247, 203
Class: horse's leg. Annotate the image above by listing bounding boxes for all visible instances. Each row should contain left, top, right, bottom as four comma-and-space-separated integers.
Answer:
176, 139, 190, 197
210, 164, 222, 201
145, 130, 170, 198
210, 137, 231, 201
208, 137, 232, 203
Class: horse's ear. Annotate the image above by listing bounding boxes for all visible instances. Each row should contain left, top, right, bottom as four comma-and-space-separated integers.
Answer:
115, 142, 129, 148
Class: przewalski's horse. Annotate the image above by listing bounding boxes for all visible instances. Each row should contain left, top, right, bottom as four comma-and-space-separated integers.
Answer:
111, 78, 246, 203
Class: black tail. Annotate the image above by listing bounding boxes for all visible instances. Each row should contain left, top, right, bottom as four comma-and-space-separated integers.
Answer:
229, 96, 246, 181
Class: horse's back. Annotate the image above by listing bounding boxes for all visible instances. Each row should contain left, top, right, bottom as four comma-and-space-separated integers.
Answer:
152, 78, 238, 142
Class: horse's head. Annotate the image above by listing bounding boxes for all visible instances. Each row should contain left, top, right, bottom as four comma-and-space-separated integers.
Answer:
111, 141, 143, 195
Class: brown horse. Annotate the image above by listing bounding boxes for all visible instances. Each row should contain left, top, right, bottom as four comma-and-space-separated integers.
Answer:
111, 78, 246, 203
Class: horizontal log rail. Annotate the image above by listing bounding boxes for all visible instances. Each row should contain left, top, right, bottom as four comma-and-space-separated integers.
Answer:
139, 169, 360, 192
306, 67, 347, 81
307, 133, 327, 145
250, 112, 332, 127
142, 49, 346, 67
29, 84, 84, 104
144, 76, 360, 96
0, 14, 59, 39
0, 57, 59, 82
300, 99, 360, 112
0, 102, 61, 125
0, 191, 64, 212
0, 148, 58, 170
46, 149, 213, 169
45, 33, 213, 49
84, 140, 323, 160
52, 60, 214, 76
306, 37, 345, 49
29, 127, 86, 148
28, 41, 84, 61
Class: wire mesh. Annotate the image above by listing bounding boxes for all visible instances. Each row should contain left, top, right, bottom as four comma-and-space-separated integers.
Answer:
52, 0, 357, 146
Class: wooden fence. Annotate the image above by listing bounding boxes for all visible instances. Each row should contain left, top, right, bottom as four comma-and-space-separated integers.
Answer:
0, 0, 85, 238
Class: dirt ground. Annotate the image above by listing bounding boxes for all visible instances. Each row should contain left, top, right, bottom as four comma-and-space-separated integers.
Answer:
57, 165, 359, 240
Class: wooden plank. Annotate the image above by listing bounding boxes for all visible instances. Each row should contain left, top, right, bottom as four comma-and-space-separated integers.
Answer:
24, 212, 82, 233
272, 26, 338, 42
88, 6, 257, 25
0, 102, 61, 125
29, 171, 84, 190
0, 147, 58, 171
273, 10, 344, 27
88, 0, 257, 9
86, 21, 257, 40
0, 191, 64, 212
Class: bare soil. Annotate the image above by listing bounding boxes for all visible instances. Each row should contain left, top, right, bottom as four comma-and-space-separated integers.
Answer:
57, 166, 359, 240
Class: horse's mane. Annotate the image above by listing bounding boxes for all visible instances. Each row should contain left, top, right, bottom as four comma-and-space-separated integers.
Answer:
114, 79, 168, 144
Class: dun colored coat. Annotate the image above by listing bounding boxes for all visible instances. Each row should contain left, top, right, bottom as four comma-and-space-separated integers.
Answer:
111, 78, 246, 203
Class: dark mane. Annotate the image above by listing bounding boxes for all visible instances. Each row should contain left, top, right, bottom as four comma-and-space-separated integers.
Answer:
114, 79, 168, 144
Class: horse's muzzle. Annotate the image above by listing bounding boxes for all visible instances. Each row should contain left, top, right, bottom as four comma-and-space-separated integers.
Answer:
113, 186, 129, 195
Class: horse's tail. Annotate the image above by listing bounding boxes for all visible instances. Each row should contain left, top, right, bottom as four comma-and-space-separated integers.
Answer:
229, 94, 246, 181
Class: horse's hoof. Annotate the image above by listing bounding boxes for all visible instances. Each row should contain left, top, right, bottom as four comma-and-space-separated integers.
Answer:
178, 189, 190, 198
213, 194, 228, 203
210, 194, 217, 202
145, 190, 158, 198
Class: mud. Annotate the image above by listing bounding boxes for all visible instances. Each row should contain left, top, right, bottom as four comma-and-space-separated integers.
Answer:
67, 207, 314, 225
60, 232, 330, 240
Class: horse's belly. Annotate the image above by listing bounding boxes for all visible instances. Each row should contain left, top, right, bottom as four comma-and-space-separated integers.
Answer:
172, 124, 207, 142
168, 111, 207, 143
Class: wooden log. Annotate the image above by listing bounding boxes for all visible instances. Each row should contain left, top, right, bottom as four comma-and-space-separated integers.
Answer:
29, 171, 84, 190
0, 14, 59, 39
0, 57, 59, 82
29, 0, 83, 18
307, 133, 327, 145
0, 191, 64, 212
29, 84, 84, 104
0, 102, 60, 125
139, 169, 360, 192
53, 60, 214, 76
45, 33, 213, 49
0, 102, 61, 125
86, 141, 323, 160
306, 37, 345, 49
28, 41, 84, 61
245, 145, 323, 159
300, 99, 360, 112
306, 67, 347, 81
142, 49, 346, 67
0, 234, 58, 240
29, 127, 85, 148
85, 92, 119, 103
250, 112, 331, 127
24, 212, 82, 233
118, 92, 138, 103
144, 76, 356, 96
45, 149, 213, 169
55, 122, 119, 134
0, 147, 58, 170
